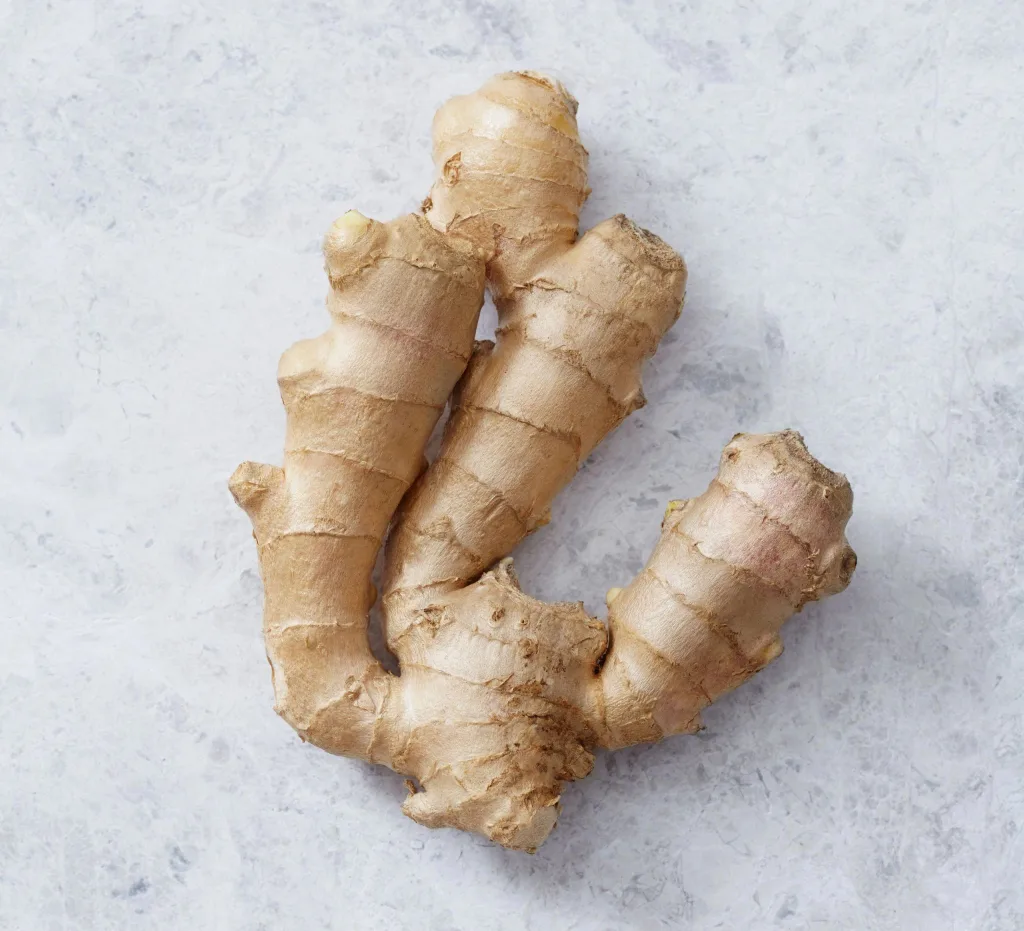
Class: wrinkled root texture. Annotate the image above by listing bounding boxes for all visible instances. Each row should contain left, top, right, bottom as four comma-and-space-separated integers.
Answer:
230, 72, 856, 852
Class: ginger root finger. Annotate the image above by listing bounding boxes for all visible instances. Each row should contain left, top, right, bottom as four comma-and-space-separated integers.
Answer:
425, 70, 588, 297
597, 430, 857, 749
383, 73, 686, 637
230, 213, 484, 760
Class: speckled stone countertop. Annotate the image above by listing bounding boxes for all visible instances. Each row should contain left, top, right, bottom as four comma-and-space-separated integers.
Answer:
3, 1, 1022, 928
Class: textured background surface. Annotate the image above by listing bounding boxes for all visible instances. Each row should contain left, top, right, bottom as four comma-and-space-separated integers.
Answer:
3, 1, 1023, 928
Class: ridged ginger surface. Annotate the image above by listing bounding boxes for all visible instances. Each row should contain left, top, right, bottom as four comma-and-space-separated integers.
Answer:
230, 72, 856, 852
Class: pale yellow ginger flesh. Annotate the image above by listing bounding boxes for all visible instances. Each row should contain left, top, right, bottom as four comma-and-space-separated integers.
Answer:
230, 72, 857, 853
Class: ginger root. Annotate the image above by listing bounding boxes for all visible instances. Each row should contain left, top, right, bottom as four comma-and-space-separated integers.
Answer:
230, 72, 856, 852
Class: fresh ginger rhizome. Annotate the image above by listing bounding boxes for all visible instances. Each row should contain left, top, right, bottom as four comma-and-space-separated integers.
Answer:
230, 72, 856, 851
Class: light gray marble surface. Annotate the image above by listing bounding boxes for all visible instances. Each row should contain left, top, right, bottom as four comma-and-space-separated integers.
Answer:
3, 1, 1023, 928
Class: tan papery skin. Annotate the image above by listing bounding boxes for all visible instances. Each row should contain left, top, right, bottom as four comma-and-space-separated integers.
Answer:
230, 72, 857, 852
